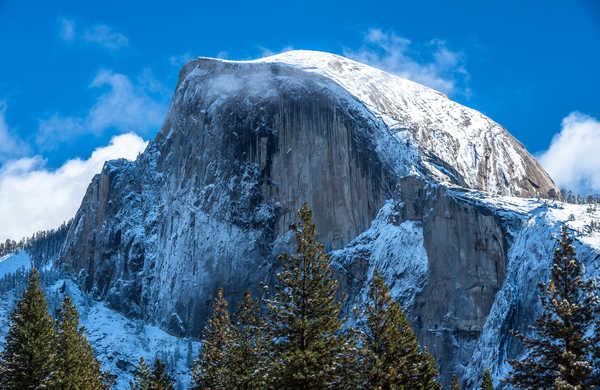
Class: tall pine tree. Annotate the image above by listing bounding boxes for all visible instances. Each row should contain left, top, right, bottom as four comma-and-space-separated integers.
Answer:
263, 203, 356, 389
131, 357, 174, 390
150, 358, 175, 390
130, 357, 152, 390
0, 269, 55, 389
481, 367, 494, 390
508, 225, 599, 389
227, 290, 269, 390
358, 269, 441, 389
51, 295, 111, 389
192, 288, 235, 389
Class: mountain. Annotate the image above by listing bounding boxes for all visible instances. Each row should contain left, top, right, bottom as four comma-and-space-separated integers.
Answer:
2, 50, 598, 388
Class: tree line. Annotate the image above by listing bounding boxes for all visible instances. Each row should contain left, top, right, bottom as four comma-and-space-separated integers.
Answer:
1, 205, 600, 389
555, 189, 600, 205
0, 220, 71, 265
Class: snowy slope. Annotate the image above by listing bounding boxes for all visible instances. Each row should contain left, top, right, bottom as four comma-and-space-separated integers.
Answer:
328, 187, 600, 388
461, 197, 600, 388
331, 200, 429, 311
195, 50, 557, 197
0, 277, 199, 389
0, 251, 31, 278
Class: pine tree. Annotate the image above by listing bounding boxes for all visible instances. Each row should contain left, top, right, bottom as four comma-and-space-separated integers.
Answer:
481, 367, 494, 390
358, 269, 441, 389
0, 269, 55, 389
150, 358, 175, 390
451, 375, 462, 390
51, 295, 110, 389
228, 290, 269, 390
191, 288, 235, 389
130, 357, 152, 390
263, 203, 357, 389
556, 374, 583, 390
508, 225, 599, 389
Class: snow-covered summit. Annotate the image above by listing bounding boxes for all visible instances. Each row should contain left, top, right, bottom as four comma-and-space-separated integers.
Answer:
182, 50, 557, 198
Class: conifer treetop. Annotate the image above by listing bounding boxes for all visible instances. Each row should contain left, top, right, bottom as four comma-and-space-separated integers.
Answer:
0, 268, 56, 389
508, 225, 599, 389
263, 202, 356, 389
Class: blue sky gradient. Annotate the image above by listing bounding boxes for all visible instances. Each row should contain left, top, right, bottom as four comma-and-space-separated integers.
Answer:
1, 0, 599, 165
0, 0, 599, 239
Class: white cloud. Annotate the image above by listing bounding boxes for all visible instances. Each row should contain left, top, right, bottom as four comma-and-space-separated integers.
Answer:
58, 18, 128, 50
87, 70, 166, 132
82, 24, 128, 50
59, 18, 76, 41
0, 133, 147, 242
0, 101, 30, 162
37, 70, 167, 149
343, 28, 468, 96
538, 112, 600, 194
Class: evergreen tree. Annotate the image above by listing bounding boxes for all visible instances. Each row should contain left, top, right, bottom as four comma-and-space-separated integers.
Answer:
358, 269, 441, 389
508, 225, 599, 389
556, 374, 583, 390
130, 357, 152, 390
191, 288, 235, 389
51, 295, 110, 389
150, 358, 175, 390
228, 290, 269, 390
451, 375, 462, 390
0, 269, 55, 389
263, 203, 356, 389
481, 367, 494, 390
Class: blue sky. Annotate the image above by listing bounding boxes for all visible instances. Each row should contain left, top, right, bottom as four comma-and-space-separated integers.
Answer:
0, 0, 599, 240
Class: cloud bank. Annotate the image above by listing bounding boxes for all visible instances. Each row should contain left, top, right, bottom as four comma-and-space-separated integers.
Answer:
37, 70, 167, 149
344, 28, 468, 96
0, 133, 147, 242
538, 112, 600, 194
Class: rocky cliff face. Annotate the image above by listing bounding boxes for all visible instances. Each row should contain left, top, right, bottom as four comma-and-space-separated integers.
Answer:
55, 51, 580, 388
332, 177, 510, 385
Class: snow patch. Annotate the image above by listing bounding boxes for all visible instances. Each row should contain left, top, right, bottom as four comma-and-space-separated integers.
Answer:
333, 200, 429, 310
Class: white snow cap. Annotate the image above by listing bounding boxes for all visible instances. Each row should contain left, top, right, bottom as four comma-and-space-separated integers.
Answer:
188, 50, 556, 197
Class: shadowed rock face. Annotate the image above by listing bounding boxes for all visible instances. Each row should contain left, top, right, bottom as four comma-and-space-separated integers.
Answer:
417, 184, 508, 385
160, 59, 396, 245
59, 59, 398, 335
57, 53, 560, 387
332, 177, 509, 387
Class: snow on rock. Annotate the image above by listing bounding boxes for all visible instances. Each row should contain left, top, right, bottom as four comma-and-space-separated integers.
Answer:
332, 188, 600, 388
0, 277, 199, 389
189, 50, 558, 198
46, 50, 577, 389
456, 193, 600, 388
332, 200, 429, 312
